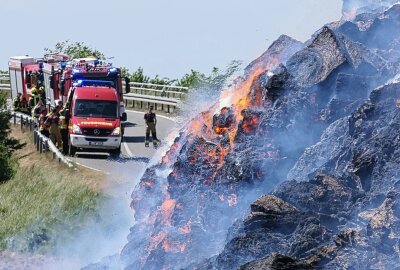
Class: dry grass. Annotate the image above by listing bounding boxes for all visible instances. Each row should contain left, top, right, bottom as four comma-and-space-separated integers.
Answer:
10, 126, 106, 191
0, 126, 108, 253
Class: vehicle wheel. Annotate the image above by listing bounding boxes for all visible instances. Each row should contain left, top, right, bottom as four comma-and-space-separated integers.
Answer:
69, 141, 77, 157
110, 145, 121, 156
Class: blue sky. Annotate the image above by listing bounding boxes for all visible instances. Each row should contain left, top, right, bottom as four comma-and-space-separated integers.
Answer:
0, 0, 342, 78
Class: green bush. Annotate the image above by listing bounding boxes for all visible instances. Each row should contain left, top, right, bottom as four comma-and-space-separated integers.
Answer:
0, 144, 15, 182
0, 92, 19, 183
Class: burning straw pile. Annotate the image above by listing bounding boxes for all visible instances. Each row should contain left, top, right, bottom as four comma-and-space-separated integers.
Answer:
114, 3, 400, 270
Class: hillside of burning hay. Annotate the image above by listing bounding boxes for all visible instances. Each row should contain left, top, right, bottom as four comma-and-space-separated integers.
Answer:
85, 4, 400, 270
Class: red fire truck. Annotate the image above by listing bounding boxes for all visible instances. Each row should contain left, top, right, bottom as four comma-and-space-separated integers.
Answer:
8, 54, 69, 104
8, 54, 130, 155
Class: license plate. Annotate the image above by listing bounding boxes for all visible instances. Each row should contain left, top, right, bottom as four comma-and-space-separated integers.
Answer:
89, 142, 104, 146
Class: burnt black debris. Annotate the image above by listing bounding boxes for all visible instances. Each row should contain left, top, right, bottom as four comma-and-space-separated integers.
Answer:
112, 4, 400, 270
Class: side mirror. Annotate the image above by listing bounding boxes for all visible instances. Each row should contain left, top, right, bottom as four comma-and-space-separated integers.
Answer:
121, 112, 127, 122
125, 77, 131, 93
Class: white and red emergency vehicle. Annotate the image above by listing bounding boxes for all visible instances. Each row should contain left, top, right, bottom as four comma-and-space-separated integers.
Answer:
8, 55, 130, 155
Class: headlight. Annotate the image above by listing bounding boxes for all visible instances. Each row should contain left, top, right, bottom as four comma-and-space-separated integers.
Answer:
111, 127, 121, 136
72, 124, 82, 134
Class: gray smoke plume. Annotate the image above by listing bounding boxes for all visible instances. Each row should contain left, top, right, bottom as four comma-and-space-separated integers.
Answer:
342, 0, 399, 19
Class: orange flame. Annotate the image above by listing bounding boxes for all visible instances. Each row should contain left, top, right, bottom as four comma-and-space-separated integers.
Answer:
140, 56, 280, 264
178, 219, 192, 234
149, 231, 167, 252
141, 180, 155, 189
162, 238, 186, 253
242, 114, 261, 134
160, 197, 176, 226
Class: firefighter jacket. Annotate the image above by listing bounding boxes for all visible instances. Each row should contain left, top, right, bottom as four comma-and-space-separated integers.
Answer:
28, 94, 40, 109
58, 109, 68, 129
13, 97, 21, 110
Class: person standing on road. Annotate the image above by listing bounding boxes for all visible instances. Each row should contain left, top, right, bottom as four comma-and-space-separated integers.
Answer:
144, 106, 159, 147
161, 86, 167, 97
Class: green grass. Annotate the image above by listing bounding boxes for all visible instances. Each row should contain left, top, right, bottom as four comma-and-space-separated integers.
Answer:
0, 164, 102, 253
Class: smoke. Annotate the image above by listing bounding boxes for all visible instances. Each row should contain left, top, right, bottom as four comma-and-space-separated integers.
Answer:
342, 0, 399, 19
177, 61, 243, 126
39, 167, 145, 270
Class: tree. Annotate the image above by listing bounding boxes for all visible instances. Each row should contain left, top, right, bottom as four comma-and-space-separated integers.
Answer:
150, 75, 174, 86
44, 40, 106, 60
130, 67, 150, 83
177, 60, 242, 89
177, 70, 203, 88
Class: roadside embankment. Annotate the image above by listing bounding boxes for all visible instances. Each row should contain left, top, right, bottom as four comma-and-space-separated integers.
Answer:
0, 127, 108, 258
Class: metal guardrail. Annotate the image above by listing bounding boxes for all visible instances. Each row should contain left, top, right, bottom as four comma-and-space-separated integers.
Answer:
0, 75, 11, 93
128, 86, 185, 99
11, 111, 74, 168
1, 74, 186, 112
123, 93, 181, 113
129, 82, 188, 92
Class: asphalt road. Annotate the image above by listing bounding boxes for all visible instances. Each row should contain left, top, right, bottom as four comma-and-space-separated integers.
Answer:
71, 110, 176, 182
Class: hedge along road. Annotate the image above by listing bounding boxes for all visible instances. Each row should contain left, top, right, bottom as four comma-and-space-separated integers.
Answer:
71, 110, 176, 182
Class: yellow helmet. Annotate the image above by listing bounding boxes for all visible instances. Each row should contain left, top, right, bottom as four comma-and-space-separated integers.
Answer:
39, 86, 45, 91
31, 88, 37, 95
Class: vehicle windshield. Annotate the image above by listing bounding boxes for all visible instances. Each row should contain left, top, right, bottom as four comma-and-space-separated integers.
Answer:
74, 100, 118, 118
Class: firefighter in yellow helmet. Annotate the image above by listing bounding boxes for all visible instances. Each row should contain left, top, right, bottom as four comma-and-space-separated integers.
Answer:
38, 86, 46, 104
28, 87, 40, 114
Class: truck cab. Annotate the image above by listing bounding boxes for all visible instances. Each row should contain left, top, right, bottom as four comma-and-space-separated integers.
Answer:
67, 80, 127, 155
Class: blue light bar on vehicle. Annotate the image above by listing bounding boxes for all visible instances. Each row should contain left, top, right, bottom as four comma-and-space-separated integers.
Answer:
108, 67, 118, 73
75, 80, 115, 87
73, 68, 82, 74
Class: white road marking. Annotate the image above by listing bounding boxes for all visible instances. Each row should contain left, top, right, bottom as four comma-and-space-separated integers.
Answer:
123, 139, 133, 157
74, 161, 109, 174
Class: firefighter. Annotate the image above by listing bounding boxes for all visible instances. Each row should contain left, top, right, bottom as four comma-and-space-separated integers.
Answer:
58, 101, 69, 154
31, 72, 38, 87
13, 93, 22, 111
48, 107, 62, 149
26, 71, 32, 89
28, 87, 40, 113
20, 96, 29, 114
39, 108, 50, 137
37, 70, 44, 88
38, 86, 46, 104
161, 86, 167, 97
32, 99, 45, 119
144, 105, 159, 147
